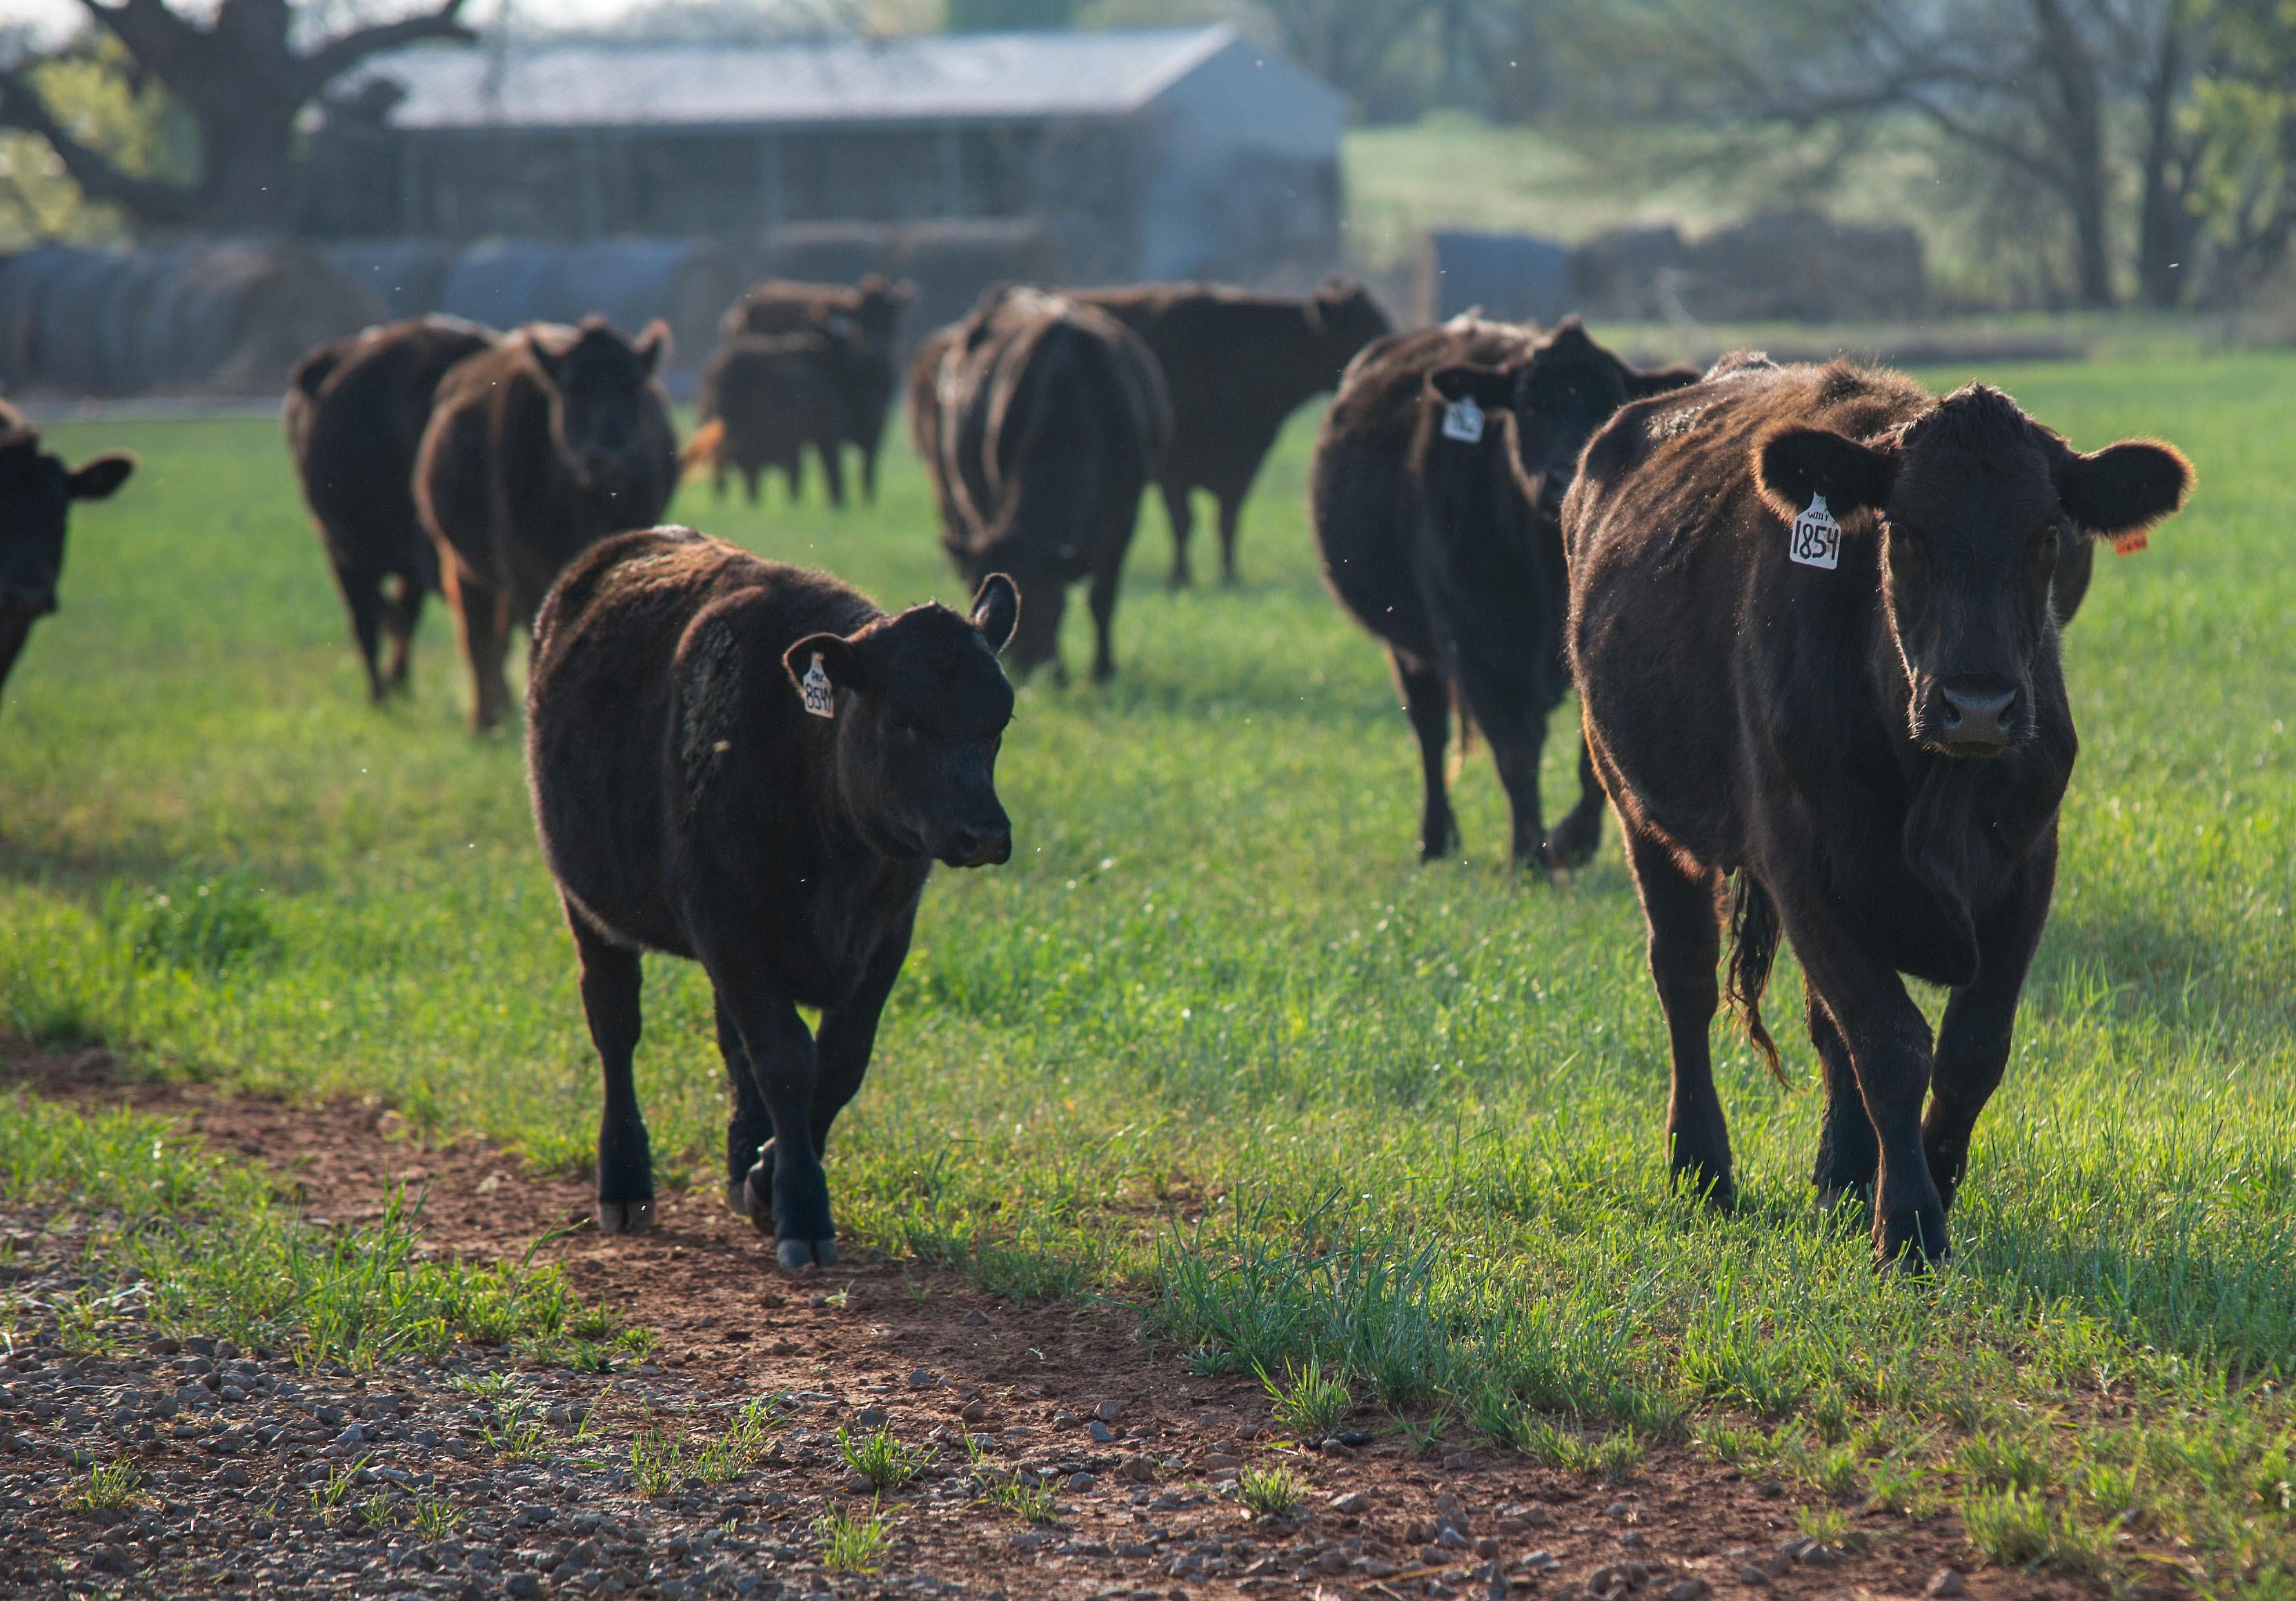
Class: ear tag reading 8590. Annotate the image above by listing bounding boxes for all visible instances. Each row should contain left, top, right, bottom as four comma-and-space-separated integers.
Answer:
800, 654, 835, 718
1790, 493, 1842, 571
1441, 395, 1486, 444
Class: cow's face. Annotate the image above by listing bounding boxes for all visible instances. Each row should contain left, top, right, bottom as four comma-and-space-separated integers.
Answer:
784, 576, 1020, 867
847, 276, 917, 354
0, 431, 135, 620
1758, 384, 2191, 756
1432, 321, 1697, 521
1306, 278, 1392, 380
535, 317, 669, 498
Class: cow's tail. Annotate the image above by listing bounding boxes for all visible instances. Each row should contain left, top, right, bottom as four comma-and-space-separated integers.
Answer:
1724, 871, 1787, 1083
1448, 685, 1477, 780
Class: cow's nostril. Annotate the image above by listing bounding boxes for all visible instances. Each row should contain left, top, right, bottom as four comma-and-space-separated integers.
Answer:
1937, 683, 2018, 745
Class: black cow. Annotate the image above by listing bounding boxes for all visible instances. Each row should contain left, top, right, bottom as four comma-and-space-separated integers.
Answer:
1076, 279, 1390, 587
694, 331, 853, 507
911, 286, 1170, 682
1311, 316, 1695, 868
415, 316, 678, 732
284, 317, 497, 700
1565, 356, 2191, 1264
526, 524, 1020, 1267
0, 402, 135, 703
722, 275, 915, 502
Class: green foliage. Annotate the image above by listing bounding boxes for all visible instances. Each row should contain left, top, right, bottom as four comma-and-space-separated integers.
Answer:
814, 1505, 896, 1572
118, 867, 279, 976
840, 1424, 929, 1492
947, 0, 1075, 26
1961, 1488, 2117, 1576
63, 1461, 142, 1513
1238, 1463, 1307, 1517
1260, 1355, 1354, 1438
633, 1397, 785, 1495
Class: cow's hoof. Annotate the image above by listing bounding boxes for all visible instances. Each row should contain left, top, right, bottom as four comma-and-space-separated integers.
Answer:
774, 1237, 835, 1270
595, 1199, 654, 1234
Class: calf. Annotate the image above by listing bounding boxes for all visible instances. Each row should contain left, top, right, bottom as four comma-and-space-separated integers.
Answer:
724, 274, 915, 501
1311, 317, 1694, 868
0, 402, 135, 703
914, 286, 1170, 681
694, 331, 853, 507
1077, 278, 1389, 586
284, 317, 497, 700
526, 524, 1019, 1266
1565, 357, 2190, 1264
415, 316, 678, 732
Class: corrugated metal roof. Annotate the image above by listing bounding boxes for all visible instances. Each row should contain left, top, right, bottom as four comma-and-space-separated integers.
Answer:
350, 26, 1243, 130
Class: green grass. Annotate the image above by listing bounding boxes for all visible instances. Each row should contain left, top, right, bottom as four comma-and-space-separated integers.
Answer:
2, 351, 2293, 1591
840, 1423, 929, 1493
1237, 1463, 1307, 1519
815, 1504, 897, 1572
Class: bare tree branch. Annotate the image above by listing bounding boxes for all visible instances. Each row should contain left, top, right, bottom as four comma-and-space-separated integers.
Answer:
298, 0, 476, 92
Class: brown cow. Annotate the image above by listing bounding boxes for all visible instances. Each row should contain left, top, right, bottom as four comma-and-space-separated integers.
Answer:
722, 275, 916, 502
909, 286, 1170, 681
284, 317, 497, 701
1312, 315, 1695, 867
1078, 278, 1389, 587
0, 401, 134, 703
694, 331, 852, 507
415, 316, 677, 732
1565, 356, 2190, 1264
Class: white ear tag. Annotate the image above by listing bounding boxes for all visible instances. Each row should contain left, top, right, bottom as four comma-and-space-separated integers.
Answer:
1441, 395, 1486, 444
1790, 493, 1842, 571
800, 654, 835, 718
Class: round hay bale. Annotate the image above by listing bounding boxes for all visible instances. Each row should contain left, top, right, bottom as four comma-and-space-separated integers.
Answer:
176, 245, 388, 395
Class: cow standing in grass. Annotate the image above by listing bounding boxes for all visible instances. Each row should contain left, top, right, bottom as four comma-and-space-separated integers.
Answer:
1076, 278, 1389, 587
722, 275, 915, 502
693, 331, 853, 507
526, 525, 1019, 1266
1565, 357, 2190, 1264
415, 317, 677, 732
911, 286, 1169, 682
1311, 316, 1696, 870
284, 317, 497, 702
0, 402, 135, 703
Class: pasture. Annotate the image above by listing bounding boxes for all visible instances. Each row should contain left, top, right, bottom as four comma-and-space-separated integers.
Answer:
3, 349, 2293, 1592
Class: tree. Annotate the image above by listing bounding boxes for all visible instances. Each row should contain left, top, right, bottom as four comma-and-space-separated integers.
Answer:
947, 0, 1078, 29
0, 0, 477, 236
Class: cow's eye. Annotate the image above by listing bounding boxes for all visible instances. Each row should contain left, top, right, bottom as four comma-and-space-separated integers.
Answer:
2032, 525, 2060, 563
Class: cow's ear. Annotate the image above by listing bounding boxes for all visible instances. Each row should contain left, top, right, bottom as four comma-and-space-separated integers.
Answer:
784, 630, 883, 703
2057, 438, 2192, 553
634, 320, 672, 377
67, 452, 135, 500
1627, 363, 1701, 398
1428, 364, 1516, 411
1756, 426, 1898, 520
970, 573, 1020, 654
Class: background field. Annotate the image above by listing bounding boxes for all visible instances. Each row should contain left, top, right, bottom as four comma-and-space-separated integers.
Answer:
3, 352, 2293, 1589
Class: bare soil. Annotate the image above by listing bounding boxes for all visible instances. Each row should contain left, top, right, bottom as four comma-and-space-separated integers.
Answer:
2, 1048, 2116, 1601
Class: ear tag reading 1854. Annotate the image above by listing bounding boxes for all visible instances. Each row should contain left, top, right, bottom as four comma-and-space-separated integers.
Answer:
1790, 493, 1842, 571
1441, 395, 1486, 444
800, 654, 835, 718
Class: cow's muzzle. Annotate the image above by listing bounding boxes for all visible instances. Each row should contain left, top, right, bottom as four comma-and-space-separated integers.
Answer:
1932, 678, 2020, 754
937, 822, 1012, 869
0, 587, 57, 618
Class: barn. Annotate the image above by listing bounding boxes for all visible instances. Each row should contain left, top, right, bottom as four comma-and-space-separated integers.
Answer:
311, 26, 1347, 290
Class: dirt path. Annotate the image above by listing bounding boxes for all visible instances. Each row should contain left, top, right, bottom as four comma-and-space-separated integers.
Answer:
1, 1050, 2101, 1601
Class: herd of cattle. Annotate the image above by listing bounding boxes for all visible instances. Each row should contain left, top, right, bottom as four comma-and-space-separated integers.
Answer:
0, 271, 2190, 1271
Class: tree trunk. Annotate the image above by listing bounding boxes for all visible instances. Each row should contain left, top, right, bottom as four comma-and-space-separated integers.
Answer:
2033, 0, 2116, 307
2134, 3, 2199, 308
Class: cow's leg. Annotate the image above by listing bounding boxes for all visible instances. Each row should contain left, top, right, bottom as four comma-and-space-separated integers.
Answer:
859, 440, 880, 504
443, 562, 514, 734
333, 559, 389, 703
1776, 882, 1945, 1264
810, 917, 913, 1156
819, 440, 847, 509
1546, 734, 1607, 868
382, 573, 425, 696
718, 994, 775, 1225
1162, 482, 1195, 588
1807, 976, 1877, 1208
1391, 650, 1456, 861
702, 946, 833, 1268
1924, 832, 2056, 1213
1619, 819, 1733, 1208
713, 459, 729, 502
0, 611, 35, 699
1216, 492, 1245, 586
566, 903, 652, 1234
1089, 496, 1144, 683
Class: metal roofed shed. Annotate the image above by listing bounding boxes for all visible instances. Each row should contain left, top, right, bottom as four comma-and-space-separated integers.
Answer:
311, 26, 1347, 288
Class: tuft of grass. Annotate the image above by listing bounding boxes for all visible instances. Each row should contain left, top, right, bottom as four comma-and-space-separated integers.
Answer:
1238, 1463, 1307, 1518
815, 1504, 895, 1573
408, 1495, 459, 1542
482, 1395, 550, 1462
309, 1456, 367, 1515
840, 1424, 929, 1493
1518, 1420, 1645, 1481
62, 1461, 142, 1513
359, 1489, 397, 1531
631, 1396, 786, 1497
1954, 1431, 2055, 1494
1260, 1355, 1352, 1439
1961, 1487, 2117, 1577
118, 867, 279, 976
1794, 1504, 1854, 1546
